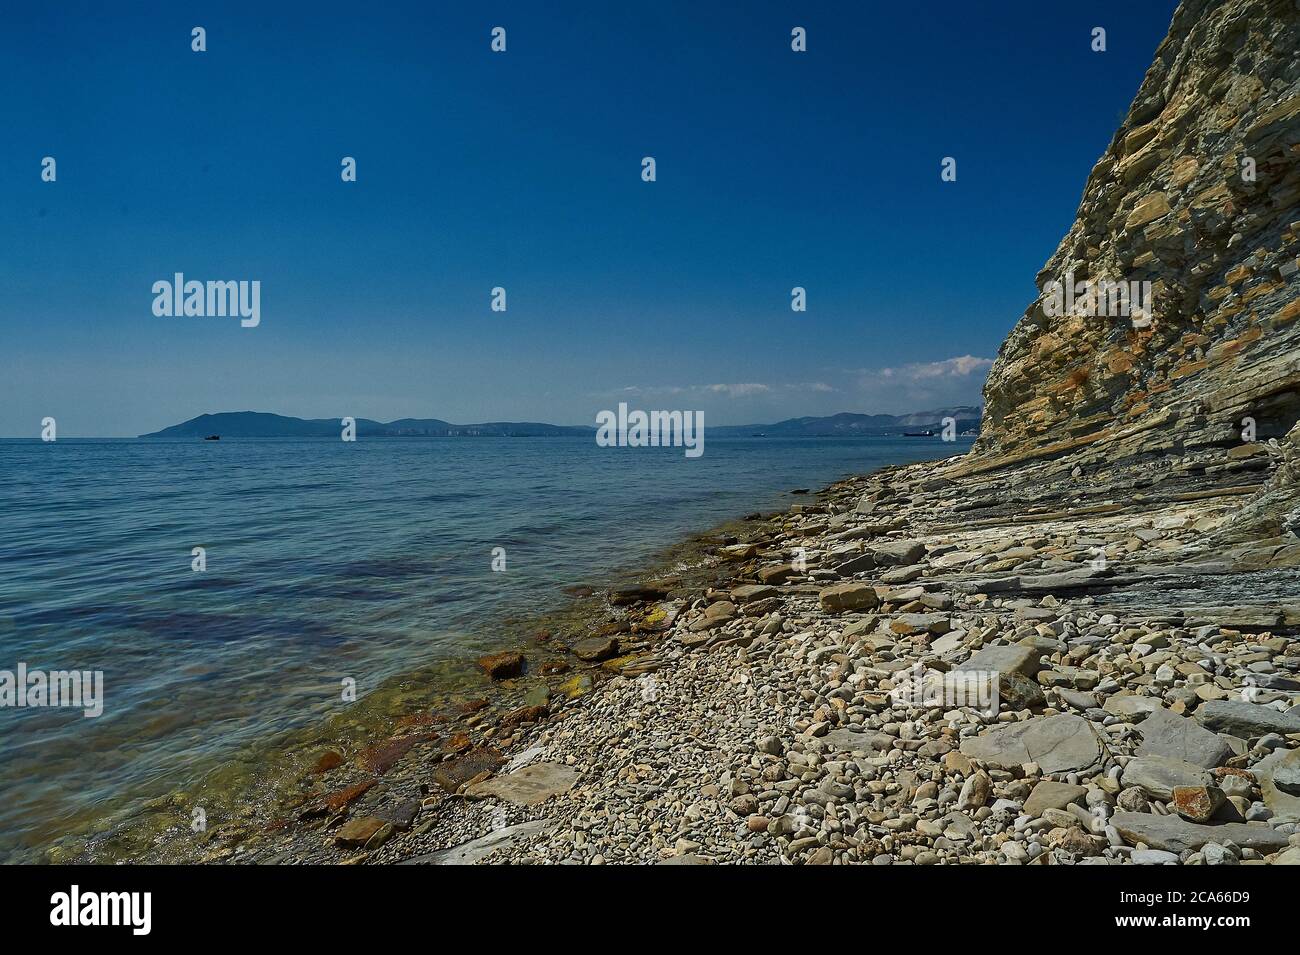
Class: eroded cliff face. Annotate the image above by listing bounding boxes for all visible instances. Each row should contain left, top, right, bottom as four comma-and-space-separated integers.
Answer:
971, 0, 1300, 482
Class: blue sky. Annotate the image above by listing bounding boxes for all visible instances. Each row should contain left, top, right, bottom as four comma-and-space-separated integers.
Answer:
0, 0, 1179, 435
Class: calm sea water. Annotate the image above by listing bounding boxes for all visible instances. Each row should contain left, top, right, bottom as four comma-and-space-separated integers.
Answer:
0, 435, 969, 859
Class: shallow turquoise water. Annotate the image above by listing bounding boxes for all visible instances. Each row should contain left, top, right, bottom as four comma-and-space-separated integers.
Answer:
0, 434, 970, 858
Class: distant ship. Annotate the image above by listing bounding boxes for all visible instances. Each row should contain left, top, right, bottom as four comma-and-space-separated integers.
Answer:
203, 435, 220, 441
902, 430, 934, 437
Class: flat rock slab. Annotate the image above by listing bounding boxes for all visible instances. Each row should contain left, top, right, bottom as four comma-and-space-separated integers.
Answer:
834, 553, 877, 577
889, 612, 951, 635
870, 539, 926, 565
1058, 688, 1099, 711
1023, 780, 1087, 817
403, 819, 552, 865
1111, 812, 1290, 854
1103, 694, 1162, 721
1183, 607, 1285, 629
730, 584, 779, 603
1135, 707, 1232, 768
1122, 756, 1212, 800
819, 583, 879, 613
572, 636, 619, 661
1016, 569, 1118, 592
757, 564, 796, 584
880, 564, 924, 584
465, 762, 579, 806
956, 644, 1041, 678
930, 631, 965, 655
334, 816, 387, 848
960, 714, 1105, 774
1196, 700, 1300, 739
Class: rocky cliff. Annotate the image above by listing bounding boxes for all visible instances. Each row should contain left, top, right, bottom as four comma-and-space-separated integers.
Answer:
969, 0, 1300, 508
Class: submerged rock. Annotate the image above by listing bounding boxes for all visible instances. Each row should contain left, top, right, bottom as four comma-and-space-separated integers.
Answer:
477, 651, 526, 680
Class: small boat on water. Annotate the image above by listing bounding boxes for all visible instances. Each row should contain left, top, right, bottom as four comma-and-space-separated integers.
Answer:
902, 430, 934, 437
203, 435, 220, 441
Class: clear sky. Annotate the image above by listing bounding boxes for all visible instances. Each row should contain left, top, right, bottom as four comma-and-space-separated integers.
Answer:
0, 0, 1180, 436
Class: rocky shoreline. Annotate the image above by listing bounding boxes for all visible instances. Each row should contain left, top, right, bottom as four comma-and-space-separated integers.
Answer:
95, 437, 1300, 866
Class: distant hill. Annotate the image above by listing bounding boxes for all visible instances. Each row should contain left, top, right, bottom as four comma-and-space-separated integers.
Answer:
712, 407, 982, 437
140, 412, 593, 438
141, 407, 981, 439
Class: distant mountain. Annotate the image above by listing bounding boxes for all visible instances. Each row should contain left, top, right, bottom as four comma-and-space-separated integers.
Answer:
140, 412, 594, 438
140, 407, 981, 439
711, 407, 982, 437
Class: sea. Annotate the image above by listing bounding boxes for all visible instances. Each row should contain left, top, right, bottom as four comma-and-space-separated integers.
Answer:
0, 434, 971, 860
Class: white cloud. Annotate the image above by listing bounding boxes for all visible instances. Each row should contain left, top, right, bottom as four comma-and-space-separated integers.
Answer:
874, 355, 994, 382
703, 382, 770, 398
